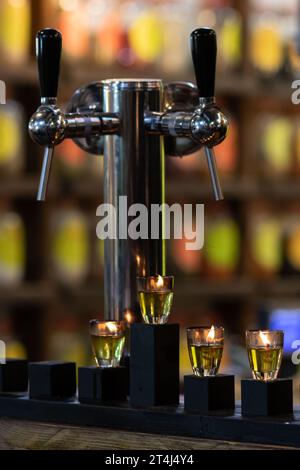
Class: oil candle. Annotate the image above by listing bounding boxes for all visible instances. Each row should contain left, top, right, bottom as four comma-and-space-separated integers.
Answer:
246, 330, 283, 382
137, 275, 174, 324
187, 326, 224, 377
89, 320, 125, 368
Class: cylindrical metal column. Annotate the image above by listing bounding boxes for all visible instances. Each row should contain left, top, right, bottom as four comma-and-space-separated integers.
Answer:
102, 79, 165, 320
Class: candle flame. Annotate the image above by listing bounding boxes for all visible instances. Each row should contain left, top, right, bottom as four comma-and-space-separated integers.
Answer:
150, 275, 164, 290
124, 310, 134, 324
207, 325, 215, 342
259, 331, 270, 347
106, 322, 118, 334
156, 275, 164, 288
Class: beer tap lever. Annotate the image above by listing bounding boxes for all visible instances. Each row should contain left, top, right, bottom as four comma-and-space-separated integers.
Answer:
29, 29, 120, 201
34, 29, 62, 201
191, 27, 224, 201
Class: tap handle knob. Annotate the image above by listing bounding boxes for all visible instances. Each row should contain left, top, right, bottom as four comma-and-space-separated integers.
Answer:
36, 28, 62, 101
190, 27, 216, 98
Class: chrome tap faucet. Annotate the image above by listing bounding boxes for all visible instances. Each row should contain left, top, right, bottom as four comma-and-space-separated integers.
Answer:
29, 27, 229, 320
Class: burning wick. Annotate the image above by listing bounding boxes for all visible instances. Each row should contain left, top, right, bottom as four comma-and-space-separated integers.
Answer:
207, 325, 215, 344
259, 331, 270, 348
105, 322, 118, 334
150, 275, 164, 290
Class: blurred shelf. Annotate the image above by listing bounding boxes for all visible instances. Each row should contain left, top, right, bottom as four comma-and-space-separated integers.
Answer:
257, 278, 300, 298
0, 282, 55, 305
177, 277, 300, 302
0, 62, 37, 86
1, 61, 294, 100
0, 175, 37, 198
0, 175, 102, 199
0, 282, 105, 307
0, 282, 105, 308
166, 178, 300, 200
216, 74, 294, 100
4, 175, 300, 201
175, 277, 254, 300
2, 278, 300, 307
66, 66, 299, 100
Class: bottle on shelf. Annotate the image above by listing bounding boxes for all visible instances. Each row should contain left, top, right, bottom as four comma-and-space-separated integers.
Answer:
127, 2, 163, 67
170, 220, 203, 276
47, 313, 89, 366
203, 204, 241, 279
0, 0, 31, 64
0, 204, 25, 286
283, 203, 300, 275
249, 0, 298, 78
257, 113, 293, 178
94, 1, 125, 66
50, 204, 90, 285
247, 202, 283, 278
197, 2, 242, 73
0, 101, 24, 176
0, 312, 27, 359
57, 0, 89, 61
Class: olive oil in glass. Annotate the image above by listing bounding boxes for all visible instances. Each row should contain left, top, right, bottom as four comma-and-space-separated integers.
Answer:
187, 326, 224, 377
188, 344, 223, 376
89, 320, 125, 368
137, 276, 174, 324
247, 346, 283, 381
138, 290, 173, 324
91, 334, 125, 368
246, 330, 284, 381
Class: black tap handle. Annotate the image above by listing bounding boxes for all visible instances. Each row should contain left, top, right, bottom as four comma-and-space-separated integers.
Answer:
36, 28, 62, 99
190, 28, 216, 98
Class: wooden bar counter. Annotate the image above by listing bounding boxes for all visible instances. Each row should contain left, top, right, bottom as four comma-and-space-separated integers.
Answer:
0, 419, 297, 450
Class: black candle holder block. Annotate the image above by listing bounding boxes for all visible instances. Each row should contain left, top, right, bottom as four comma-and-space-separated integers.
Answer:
120, 355, 130, 386
29, 361, 76, 400
0, 359, 28, 393
78, 366, 128, 404
130, 323, 179, 407
121, 354, 130, 370
184, 374, 235, 413
241, 379, 293, 416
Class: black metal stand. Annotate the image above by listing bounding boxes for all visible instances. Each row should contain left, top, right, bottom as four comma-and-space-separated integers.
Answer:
0, 358, 299, 447
78, 366, 128, 404
120, 355, 130, 386
29, 361, 76, 400
0, 359, 28, 393
184, 374, 235, 413
0, 396, 299, 448
130, 323, 179, 407
241, 379, 293, 416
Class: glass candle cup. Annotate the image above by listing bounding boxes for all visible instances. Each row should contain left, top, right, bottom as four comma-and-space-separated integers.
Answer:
187, 326, 224, 377
89, 320, 126, 368
137, 275, 174, 324
246, 330, 283, 381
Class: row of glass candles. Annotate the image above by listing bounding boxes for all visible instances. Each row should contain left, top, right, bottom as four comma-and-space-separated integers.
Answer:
90, 275, 284, 382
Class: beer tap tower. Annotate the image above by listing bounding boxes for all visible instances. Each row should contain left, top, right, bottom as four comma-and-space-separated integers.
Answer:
0, 26, 298, 447
29, 27, 228, 322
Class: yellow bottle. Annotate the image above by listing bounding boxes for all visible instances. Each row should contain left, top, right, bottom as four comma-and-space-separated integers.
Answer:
0, 210, 25, 285
0, 0, 31, 64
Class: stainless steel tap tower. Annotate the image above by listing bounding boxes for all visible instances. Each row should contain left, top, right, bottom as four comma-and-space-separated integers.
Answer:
29, 27, 228, 321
